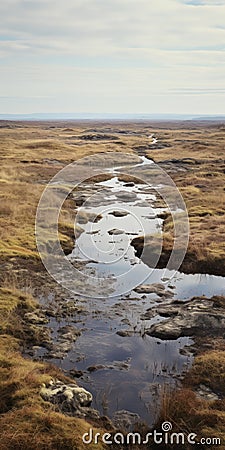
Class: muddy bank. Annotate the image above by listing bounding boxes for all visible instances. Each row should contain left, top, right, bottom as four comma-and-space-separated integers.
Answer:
131, 235, 225, 277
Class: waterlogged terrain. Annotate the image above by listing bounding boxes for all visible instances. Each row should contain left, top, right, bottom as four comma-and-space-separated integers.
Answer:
0, 121, 224, 446
35, 150, 225, 424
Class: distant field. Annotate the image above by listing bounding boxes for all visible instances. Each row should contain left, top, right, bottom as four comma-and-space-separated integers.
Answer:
0, 120, 224, 449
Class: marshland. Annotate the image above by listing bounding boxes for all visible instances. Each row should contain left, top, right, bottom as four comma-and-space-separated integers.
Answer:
0, 120, 224, 449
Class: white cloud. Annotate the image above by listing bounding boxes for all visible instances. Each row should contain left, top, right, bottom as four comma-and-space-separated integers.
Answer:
0, 0, 225, 113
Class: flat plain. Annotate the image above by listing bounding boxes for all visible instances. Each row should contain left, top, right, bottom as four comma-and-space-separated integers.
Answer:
0, 120, 224, 449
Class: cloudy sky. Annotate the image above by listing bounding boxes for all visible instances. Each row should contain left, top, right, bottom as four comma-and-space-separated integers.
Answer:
1, 0, 225, 115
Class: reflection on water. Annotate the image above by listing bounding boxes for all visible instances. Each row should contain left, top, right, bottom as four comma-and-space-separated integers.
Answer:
42, 163, 225, 425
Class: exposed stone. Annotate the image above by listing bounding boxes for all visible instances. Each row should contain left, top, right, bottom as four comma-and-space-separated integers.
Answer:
40, 379, 97, 417
87, 358, 131, 372
113, 410, 141, 431
196, 384, 219, 401
87, 365, 106, 373
24, 311, 49, 325
134, 283, 174, 298
146, 297, 225, 340
69, 369, 84, 378
58, 325, 81, 342
108, 228, 125, 235
77, 212, 102, 224
115, 191, 137, 202
109, 210, 129, 217
47, 326, 81, 359
116, 330, 135, 337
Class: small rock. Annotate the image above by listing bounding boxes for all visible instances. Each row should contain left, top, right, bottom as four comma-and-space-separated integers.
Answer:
146, 297, 224, 340
69, 369, 84, 378
24, 312, 49, 325
109, 211, 128, 217
40, 379, 93, 416
108, 228, 124, 235
115, 191, 137, 202
134, 283, 174, 298
196, 384, 219, 401
113, 410, 141, 431
116, 330, 134, 337
87, 365, 106, 373
58, 325, 81, 342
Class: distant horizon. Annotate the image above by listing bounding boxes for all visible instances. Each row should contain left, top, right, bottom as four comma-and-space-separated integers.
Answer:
0, 112, 225, 122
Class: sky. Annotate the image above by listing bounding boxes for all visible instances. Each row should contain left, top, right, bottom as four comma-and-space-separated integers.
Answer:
0, 0, 225, 115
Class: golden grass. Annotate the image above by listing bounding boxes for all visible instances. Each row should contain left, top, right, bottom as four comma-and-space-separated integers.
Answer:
0, 286, 107, 450
0, 121, 225, 448
155, 352, 225, 448
186, 351, 225, 396
156, 387, 225, 449
0, 406, 106, 450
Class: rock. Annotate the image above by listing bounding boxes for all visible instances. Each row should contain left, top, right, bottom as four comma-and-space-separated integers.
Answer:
108, 228, 124, 235
109, 359, 131, 371
115, 191, 137, 202
135, 283, 164, 294
60, 302, 85, 316
77, 211, 102, 224
58, 325, 81, 341
40, 379, 95, 417
196, 384, 219, 401
113, 410, 141, 431
69, 369, 84, 378
48, 326, 81, 358
142, 301, 183, 321
87, 359, 131, 372
87, 365, 106, 373
24, 312, 49, 325
134, 283, 174, 298
109, 210, 128, 217
146, 297, 225, 340
116, 330, 135, 337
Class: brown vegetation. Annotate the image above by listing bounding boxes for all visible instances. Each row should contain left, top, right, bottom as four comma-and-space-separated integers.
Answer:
0, 285, 107, 450
0, 120, 224, 448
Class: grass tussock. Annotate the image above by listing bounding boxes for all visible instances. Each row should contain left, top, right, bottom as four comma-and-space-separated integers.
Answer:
156, 387, 225, 449
185, 351, 225, 396
0, 406, 105, 450
154, 350, 225, 448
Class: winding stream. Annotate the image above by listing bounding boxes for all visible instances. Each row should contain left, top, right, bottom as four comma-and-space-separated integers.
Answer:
33, 135, 225, 424
36, 148, 225, 425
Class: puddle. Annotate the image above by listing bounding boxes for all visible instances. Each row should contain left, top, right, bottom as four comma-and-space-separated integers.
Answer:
37, 151, 225, 425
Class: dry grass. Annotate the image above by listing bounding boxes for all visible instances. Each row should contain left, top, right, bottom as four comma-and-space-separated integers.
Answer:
154, 351, 225, 448
0, 406, 105, 450
155, 387, 225, 449
0, 121, 225, 448
185, 351, 225, 396
146, 127, 225, 275
0, 286, 107, 450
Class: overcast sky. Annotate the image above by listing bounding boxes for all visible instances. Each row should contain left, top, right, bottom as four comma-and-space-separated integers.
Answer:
1, 0, 225, 115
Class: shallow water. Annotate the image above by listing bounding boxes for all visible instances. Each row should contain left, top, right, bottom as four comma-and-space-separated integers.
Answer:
40, 153, 225, 425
